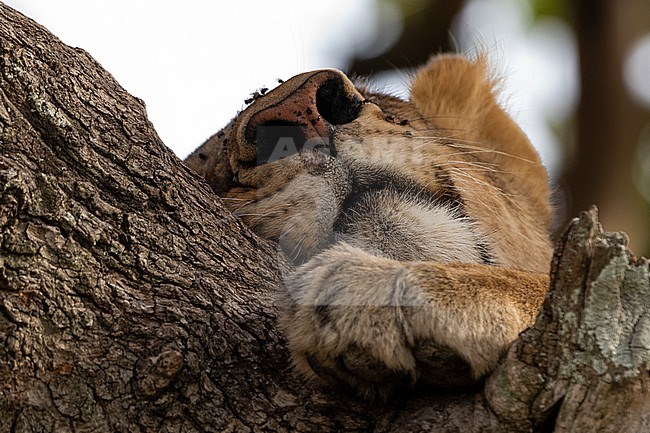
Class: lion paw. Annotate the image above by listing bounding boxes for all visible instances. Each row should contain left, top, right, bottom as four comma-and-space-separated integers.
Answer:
281, 244, 419, 397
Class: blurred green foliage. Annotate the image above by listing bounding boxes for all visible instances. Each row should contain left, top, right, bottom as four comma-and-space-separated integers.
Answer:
531, 0, 568, 20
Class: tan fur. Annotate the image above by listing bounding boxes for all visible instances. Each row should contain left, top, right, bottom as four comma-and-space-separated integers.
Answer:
186, 54, 553, 397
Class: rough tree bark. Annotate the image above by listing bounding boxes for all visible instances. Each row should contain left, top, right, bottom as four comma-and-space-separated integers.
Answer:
1, 4, 648, 432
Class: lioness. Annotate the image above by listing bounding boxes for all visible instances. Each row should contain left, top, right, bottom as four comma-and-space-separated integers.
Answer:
185, 54, 552, 398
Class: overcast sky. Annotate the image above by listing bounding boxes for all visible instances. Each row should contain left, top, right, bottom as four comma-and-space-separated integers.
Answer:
4, 0, 593, 176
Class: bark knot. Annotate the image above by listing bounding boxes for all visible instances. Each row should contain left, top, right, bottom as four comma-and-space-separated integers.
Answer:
134, 349, 184, 399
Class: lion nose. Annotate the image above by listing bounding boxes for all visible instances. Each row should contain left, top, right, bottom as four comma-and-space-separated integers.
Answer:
239, 69, 364, 165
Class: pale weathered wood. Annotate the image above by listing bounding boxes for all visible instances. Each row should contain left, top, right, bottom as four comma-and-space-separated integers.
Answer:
486, 209, 650, 432
1, 3, 648, 432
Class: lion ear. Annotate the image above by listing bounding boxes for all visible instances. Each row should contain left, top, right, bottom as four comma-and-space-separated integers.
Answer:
409, 54, 551, 223
410, 54, 494, 143
409, 54, 540, 165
